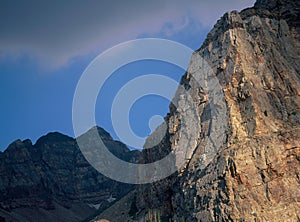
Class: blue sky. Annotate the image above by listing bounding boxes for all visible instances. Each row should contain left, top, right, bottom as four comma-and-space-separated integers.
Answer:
0, 0, 255, 151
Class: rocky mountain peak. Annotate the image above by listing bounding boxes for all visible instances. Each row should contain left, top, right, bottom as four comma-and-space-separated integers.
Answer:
254, 0, 295, 9
5, 139, 33, 154
37, 132, 74, 145
135, 0, 300, 221
0, 127, 140, 222
85, 125, 115, 141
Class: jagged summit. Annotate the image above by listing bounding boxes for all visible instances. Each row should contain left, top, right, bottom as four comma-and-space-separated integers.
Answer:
254, 0, 298, 9
35, 132, 74, 146
136, 0, 300, 221
0, 126, 139, 222
80, 125, 115, 141
5, 139, 33, 154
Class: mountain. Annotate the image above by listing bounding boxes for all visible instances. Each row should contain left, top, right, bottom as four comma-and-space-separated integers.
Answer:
2, 0, 300, 221
0, 126, 140, 222
132, 0, 300, 221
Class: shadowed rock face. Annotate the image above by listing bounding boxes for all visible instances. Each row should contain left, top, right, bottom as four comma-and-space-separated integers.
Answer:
137, 0, 300, 221
0, 127, 140, 222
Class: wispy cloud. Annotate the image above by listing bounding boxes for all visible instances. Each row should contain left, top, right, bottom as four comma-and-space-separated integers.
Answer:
0, 0, 255, 68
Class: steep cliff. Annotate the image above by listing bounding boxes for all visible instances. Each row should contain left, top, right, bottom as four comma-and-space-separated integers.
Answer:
137, 0, 300, 221
0, 127, 139, 222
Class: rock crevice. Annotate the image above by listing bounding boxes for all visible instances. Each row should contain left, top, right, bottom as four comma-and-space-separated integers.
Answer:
137, 0, 300, 221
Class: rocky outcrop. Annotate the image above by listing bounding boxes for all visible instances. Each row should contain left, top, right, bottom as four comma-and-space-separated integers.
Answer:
0, 127, 140, 222
137, 0, 300, 221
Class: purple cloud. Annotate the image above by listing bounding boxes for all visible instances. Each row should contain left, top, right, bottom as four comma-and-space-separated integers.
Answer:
0, 0, 255, 68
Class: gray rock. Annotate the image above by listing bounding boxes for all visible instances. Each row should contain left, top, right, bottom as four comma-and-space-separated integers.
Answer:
137, 0, 300, 221
0, 127, 140, 222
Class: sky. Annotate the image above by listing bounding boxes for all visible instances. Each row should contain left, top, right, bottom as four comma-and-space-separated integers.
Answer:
0, 0, 255, 151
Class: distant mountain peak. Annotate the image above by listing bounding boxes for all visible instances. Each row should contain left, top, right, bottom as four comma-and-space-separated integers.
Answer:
0, 126, 139, 222
5, 138, 32, 152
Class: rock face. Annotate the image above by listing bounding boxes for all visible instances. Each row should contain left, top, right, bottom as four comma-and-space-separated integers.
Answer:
0, 127, 140, 222
137, 0, 300, 221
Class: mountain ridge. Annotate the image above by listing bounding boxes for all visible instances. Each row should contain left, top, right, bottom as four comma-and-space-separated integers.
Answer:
134, 0, 300, 221
0, 126, 140, 222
